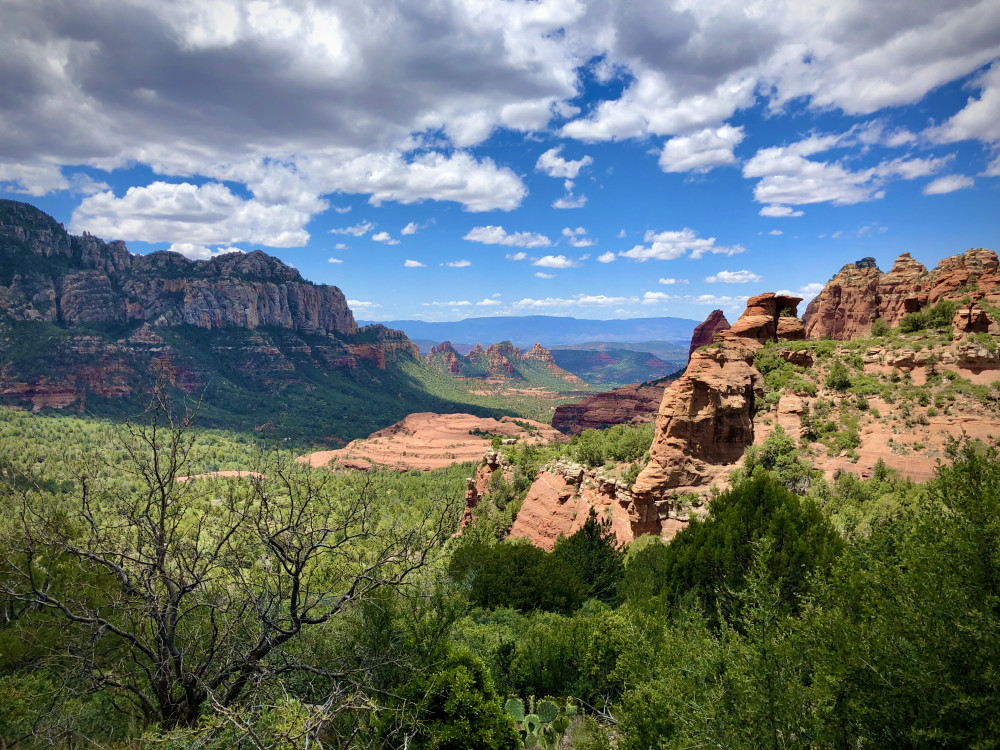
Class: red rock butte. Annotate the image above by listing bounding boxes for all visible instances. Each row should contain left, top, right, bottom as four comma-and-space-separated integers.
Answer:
504, 293, 807, 549
803, 248, 1000, 340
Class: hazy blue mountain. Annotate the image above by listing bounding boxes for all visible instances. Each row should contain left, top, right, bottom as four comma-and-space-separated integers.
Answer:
549, 347, 684, 386
548, 340, 689, 363
361, 315, 699, 349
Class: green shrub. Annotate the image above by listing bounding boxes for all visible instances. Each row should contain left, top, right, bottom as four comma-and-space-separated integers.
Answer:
553, 507, 625, 605
449, 541, 587, 614
969, 331, 998, 353
635, 473, 844, 622
386, 651, 520, 750
825, 359, 852, 390
871, 318, 890, 337
899, 312, 927, 333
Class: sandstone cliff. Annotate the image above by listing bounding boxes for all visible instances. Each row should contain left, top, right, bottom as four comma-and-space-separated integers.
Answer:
803, 248, 1000, 340
507, 459, 659, 550
687, 309, 730, 361
0, 199, 357, 335
630, 293, 806, 524
0, 201, 421, 436
425, 338, 584, 386
551, 377, 671, 434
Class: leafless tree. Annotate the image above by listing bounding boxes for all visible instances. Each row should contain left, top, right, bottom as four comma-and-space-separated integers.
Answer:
0, 390, 459, 735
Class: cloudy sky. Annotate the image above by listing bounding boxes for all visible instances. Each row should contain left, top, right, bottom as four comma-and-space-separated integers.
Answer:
2, 0, 999, 322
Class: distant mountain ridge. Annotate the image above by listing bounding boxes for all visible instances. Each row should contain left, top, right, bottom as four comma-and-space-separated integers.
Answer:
425, 340, 587, 388
549, 348, 682, 385
0, 200, 503, 442
0, 199, 357, 335
361, 314, 700, 348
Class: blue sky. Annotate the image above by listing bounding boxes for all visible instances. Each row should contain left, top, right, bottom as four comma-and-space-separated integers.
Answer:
2, 0, 999, 323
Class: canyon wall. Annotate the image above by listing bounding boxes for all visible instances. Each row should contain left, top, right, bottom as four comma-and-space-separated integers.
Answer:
803, 248, 1000, 340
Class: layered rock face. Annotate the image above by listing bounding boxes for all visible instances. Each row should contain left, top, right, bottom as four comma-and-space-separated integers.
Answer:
551, 379, 670, 434
507, 459, 659, 550
803, 248, 1000, 340
0, 200, 417, 413
0, 200, 356, 335
522, 342, 556, 364
631, 293, 805, 528
687, 309, 730, 361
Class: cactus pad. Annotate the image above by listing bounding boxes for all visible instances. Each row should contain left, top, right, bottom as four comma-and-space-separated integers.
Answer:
537, 699, 558, 723
505, 697, 525, 722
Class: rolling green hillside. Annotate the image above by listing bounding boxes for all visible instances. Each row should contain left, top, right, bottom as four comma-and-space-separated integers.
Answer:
551, 347, 684, 385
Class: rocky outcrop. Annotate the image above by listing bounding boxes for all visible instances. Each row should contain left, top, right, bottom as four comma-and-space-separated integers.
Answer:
551, 378, 671, 434
507, 459, 658, 549
301, 414, 561, 474
803, 248, 1000, 340
521, 342, 555, 364
0, 200, 357, 336
425, 338, 581, 384
483, 341, 520, 377
952, 304, 995, 338
630, 293, 806, 530
687, 309, 730, 361
0, 200, 421, 415
426, 341, 463, 373
462, 450, 508, 528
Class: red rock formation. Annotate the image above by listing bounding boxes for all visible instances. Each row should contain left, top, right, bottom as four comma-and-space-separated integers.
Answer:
426, 341, 462, 373
483, 341, 520, 377
462, 450, 508, 528
551, 379, 670, 434
687, 309, 730, 362
522, 342, 555, 364
425, 339, 582, 384
803, 248, 1000, 340
507, 459, 658, 549
952, 304, 994, 338
1, 200, 420, 412
630, 293, 806, 530
1, 200, 358, 335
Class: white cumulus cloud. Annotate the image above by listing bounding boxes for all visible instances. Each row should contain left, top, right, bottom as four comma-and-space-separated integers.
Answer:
533, 254, 576, 269
464, 226, 552, 248
659, 125, 745, 173
705, 269, 763, 284
743, 132, 953, 214
620, 228, 745, 261
552, 192, 587, 209
404, 259, 425, 267
536, 146, 593, 179
562, 226, 595, 247
70, 182, 313, 247
330, 221, 374, 237
372, 231, 400, 245
923, 174, 975, 194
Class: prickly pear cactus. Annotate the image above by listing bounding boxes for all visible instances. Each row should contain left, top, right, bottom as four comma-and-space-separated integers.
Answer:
537, 699, 558, 723
505, 697, 525, 723
523, 713, 541, 734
